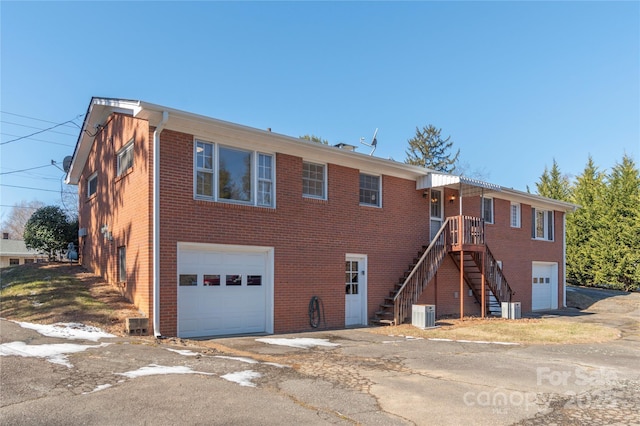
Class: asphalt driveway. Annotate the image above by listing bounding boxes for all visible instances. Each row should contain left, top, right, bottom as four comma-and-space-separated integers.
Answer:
1, 287, 639, 425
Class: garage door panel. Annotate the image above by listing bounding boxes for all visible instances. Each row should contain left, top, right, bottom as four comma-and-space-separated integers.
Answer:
177, 245, 271, 338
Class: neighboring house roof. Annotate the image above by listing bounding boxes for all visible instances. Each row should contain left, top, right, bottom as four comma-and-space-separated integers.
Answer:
0, 239, 46, 257
66, 97, 579, 213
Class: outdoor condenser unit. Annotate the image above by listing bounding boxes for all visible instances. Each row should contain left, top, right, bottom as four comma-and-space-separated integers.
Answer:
501, 302, 521, 319
412, 304, 436, 328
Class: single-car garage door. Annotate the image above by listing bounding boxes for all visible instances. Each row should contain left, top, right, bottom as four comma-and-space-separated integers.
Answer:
177, 243, 274, 338
531, 262, 558, 311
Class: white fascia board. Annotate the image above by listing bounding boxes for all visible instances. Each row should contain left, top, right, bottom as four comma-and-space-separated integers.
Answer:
65, 98, 143, 185
498, 187, 579, 212
136, 101, 434, 181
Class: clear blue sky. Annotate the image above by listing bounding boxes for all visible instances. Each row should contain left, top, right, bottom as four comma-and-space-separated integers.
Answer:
1, 1, 638, 223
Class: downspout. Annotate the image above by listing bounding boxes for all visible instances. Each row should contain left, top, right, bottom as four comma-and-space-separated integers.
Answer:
153, 111, 169, 337
562, 212, 567, 308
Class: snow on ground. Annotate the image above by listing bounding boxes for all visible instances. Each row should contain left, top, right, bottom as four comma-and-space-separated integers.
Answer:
255, 337, 340, 349
0, 341, 110, 368
165, 348, 200, 356
214, 355, 259, 364
14, 321, 115, 341
220, 370, 262, 387
83, 384, 113, 394
116, 364, 214, 378
427, 337, 520, 345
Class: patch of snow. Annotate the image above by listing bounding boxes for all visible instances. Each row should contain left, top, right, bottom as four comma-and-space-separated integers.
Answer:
14, 321, 115, 342
83, 384, 113, 394
0, 341, 110, 368
255, 338, 339, 349
427, 338, 520, 346
263, 362, 289, 368
165, 348, 199, 356
116, 364, 214, 378
214, 355, 258, 364
221, 370, 261, 387
404, 336, 424, 340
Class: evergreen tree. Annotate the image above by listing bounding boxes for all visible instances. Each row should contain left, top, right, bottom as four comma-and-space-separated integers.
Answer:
566, 157, 606, 285
535, 159, 571, 201
24, 206, 77, 261
593, 155, 640, 291
300, 135, 329, 145
405, 125, 460, 173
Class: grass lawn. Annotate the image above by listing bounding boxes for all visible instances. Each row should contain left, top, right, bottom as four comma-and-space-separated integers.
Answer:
0, 263, 626, 344
367, 317, 621, 345
0, 263, 141, 335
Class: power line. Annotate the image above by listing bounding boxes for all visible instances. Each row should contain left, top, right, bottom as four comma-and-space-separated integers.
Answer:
0, 164, 53, 176
0, 114, 83, 146
0, 184, 61, 193
1, 120, 79, 138
0, 132, 75, 147
0, 110, 83, 129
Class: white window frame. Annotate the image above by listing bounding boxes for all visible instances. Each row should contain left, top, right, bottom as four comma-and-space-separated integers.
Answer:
510, 202, 521, 228
256, 152, 274, 207
193, 139, 275, 208
482, 197, 494, 224
532, 207, 554, 241
116, 140, 134, 177
87, 172, 98, 199
359, 173, 381, 207
302, 161, 327, 200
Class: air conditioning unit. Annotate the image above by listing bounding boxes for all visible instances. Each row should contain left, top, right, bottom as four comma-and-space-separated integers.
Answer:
412, 304, 436, 328
501, 302, 521, 319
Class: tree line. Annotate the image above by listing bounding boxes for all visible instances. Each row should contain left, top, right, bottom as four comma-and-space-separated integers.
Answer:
536, 155, 640, 291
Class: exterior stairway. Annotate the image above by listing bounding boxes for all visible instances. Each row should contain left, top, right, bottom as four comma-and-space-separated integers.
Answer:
373, 216, 514, 326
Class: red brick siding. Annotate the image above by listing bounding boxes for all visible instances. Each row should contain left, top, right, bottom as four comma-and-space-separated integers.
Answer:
157, 129, 431, 335
79, 117, 567, 335
424, 194, 565, 313
78, 113, 152, 316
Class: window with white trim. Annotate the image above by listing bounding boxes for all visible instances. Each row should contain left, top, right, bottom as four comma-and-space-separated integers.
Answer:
482, 197, 494, 224
87, 173, 98, 198
510, 203, 521, 228
531, 208, 554, 241
257, 153, 273, 206
117, 140, 134, 176
302, 161, 326, 199
359, 173, 380, 207
194, 140, 274, 207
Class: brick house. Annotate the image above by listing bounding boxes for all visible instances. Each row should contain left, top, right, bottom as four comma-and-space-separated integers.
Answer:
65, 97, 577, 338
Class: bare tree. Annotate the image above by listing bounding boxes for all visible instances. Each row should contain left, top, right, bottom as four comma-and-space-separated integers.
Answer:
1, 200, 45, 240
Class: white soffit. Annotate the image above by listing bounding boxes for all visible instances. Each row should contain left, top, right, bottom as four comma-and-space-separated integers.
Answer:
416, 173, 501, 192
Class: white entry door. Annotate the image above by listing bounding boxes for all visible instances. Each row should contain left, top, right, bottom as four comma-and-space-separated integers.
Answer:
345, 255, 367, 326
531, 262, 558, 310
430, 189, 443, 240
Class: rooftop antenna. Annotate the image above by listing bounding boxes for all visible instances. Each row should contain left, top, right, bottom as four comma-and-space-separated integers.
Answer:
360, 128, 378, 156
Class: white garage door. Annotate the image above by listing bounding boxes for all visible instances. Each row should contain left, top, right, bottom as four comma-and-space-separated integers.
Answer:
531, 262, 558, 311
177, 243, 273, 338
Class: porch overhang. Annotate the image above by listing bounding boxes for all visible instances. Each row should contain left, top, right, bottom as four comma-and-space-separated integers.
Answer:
416, 173, 501, 197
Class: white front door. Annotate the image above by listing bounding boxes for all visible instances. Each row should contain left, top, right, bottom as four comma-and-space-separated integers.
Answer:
531, 262, 558, 310
345, 255, 367, 326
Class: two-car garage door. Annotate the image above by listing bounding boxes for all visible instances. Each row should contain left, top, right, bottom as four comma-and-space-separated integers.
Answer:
177, 243, 274, 338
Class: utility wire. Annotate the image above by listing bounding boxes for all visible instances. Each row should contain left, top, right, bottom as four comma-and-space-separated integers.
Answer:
0, 184, 61, 193
1, 120, 79, 138
0, 114, 83, 146
0, 111, 83, 129
0, 133, 75, 147
0, 164, 53, 176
